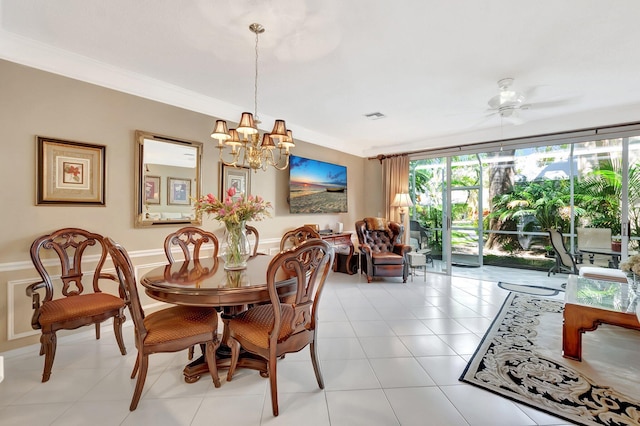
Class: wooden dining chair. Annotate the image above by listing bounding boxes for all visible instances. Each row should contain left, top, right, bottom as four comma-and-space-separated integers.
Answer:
164, 226, 219, 263
245, 224, 261, 257
279, 225, 321, 252
225, 239, 334, 416
105, 238, 221, 411
26, 228, 127, 382
164, 226, 220, 359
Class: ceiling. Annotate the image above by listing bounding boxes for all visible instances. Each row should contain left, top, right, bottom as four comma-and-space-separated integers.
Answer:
2, 0, 640, 158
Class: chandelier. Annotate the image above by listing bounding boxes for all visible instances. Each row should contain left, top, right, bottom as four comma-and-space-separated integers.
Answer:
211, 23, 294, 172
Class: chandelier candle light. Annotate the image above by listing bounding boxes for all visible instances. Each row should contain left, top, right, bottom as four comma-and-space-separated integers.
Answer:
194, 187, 272, 270
211, 23, 295, 172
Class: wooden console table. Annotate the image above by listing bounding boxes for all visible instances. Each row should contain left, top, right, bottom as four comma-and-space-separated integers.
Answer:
320, 232, 356, 274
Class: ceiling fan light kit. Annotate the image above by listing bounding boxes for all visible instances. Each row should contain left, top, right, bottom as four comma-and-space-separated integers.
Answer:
488, 77, 526, 112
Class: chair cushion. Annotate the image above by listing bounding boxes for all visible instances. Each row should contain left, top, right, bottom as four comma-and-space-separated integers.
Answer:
39, 293, 125, 326
143, 306, 218, 345
371, 252, 404, 265
228, 305, 297, 349
578, 266, 628, 283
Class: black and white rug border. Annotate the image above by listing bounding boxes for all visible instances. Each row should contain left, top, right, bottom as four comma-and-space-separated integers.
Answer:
460, 292, 640, 426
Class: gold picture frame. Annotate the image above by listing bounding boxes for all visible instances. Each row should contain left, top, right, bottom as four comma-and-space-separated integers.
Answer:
144, 175, 161, 204
36, 136, 106, 205
220, 163, 251, 201
168, 177, 191, 205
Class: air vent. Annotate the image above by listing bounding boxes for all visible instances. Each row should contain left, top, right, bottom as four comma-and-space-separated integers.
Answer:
364, 112, 386, 120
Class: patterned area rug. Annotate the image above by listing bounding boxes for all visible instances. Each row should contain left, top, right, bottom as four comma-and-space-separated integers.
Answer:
497, 282, 563, 296
460, 293, 640, 426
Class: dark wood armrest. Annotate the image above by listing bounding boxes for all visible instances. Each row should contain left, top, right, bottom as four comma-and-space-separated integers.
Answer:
25, 281, 46, 307
25, 280, 46, 296
25, 281, 46, 328
99, 272, 118, 282
97, 272, 126, 298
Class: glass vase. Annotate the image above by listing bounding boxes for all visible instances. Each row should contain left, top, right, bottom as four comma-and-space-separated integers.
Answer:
223, 221, 250, 270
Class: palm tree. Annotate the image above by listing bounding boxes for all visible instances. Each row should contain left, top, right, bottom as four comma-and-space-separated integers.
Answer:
485, 178, 583, 251
576, 159, 640, 242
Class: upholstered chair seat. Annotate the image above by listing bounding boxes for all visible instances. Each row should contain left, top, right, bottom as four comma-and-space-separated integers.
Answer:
38, 293, 125, 326
370, 252, 405, 265
141, 306, 218, 346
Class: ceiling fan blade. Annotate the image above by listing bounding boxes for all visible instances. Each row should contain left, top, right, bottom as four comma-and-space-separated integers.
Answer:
523, 95, 581, 110
466, 111, 500, 129
488, 95, 501, 109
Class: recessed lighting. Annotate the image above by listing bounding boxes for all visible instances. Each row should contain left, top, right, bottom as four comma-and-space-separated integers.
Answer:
364, 112, 386, 120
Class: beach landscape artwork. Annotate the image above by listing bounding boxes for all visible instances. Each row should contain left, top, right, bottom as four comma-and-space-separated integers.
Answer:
289, 155, 347, 214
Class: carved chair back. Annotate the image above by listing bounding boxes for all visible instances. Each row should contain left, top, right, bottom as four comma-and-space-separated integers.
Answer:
279, 225, 321, 252
164, 226, 219, 263
245, 224, 260, 257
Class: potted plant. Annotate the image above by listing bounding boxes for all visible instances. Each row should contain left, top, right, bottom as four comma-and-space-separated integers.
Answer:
611, 239, 622, 252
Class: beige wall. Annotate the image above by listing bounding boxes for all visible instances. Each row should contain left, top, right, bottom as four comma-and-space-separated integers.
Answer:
0, 59, 384, 352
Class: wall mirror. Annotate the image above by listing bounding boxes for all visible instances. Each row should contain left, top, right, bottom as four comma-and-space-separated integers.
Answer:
134, 130, 203, 227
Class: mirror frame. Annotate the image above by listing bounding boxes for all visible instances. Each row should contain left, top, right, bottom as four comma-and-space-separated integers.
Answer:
134, 130, 203, 228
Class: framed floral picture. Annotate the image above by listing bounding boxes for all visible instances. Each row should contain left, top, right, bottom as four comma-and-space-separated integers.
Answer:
220, 163, 250, 201
144, 175, 161, 204
168, 177, 191, 205
36, 136, 106, 205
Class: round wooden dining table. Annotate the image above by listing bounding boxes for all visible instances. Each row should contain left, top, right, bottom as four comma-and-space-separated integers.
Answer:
141, 255, 296, 382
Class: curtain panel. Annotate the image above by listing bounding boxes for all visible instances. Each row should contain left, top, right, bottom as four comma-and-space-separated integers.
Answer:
382, 155, 410, 223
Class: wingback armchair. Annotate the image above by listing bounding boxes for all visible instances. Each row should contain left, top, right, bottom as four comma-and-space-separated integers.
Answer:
355, 218, 411, 283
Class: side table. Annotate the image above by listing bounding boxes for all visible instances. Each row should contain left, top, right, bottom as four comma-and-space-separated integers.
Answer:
320, 232, 356, 274
407, 252, 428, 282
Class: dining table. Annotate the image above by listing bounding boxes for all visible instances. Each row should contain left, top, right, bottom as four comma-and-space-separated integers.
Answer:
140, 254, 296, 383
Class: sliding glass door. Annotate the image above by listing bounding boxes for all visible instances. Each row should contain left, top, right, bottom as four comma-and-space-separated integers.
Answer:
449, 155, 483, 267
409, 128, 640, 278
411, 157, 449, 273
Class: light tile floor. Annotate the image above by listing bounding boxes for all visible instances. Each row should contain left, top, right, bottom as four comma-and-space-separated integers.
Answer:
0, 266, 572, 425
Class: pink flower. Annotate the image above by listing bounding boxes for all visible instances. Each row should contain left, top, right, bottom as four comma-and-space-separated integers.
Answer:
194, 191, 272, 225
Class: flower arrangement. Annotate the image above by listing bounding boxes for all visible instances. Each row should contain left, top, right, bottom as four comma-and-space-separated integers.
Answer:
619, 254, 640, 275
193, 187, 272, 225
194, 187, 271, 270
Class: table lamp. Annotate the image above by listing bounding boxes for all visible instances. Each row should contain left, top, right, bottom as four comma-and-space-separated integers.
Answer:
391, 193, 414, 223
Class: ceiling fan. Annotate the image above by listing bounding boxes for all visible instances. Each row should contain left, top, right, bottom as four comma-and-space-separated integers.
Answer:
487, 78, 527, 120
485, 77, 577, 124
